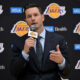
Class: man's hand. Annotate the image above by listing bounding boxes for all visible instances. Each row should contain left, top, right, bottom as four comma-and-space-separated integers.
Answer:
24, 37, 36, 53
49, 45, 64, 64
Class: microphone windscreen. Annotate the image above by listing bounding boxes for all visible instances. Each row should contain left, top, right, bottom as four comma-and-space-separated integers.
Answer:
30, 25, 36, 31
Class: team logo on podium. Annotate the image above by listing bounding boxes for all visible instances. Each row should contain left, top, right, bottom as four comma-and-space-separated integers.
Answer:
11, 21, 29, 37
0, 43, 4, 53
73, 22, 80, 35
44, 3, 66, 19
28, 31, 38, 38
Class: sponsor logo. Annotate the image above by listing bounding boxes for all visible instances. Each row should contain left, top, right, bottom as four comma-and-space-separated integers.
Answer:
73, 8, 80, 14
75, 60, 80, 69
10, 7, 23, 13
0, 5, 3, 14
0, 27, 4, 31
28, 31, 38, 38
44, 26, 67, 32
44, 3, 66, 19
0, 43, 4, 53
0, 65, 5, 70
74, 44, 80, 50
73, 22, 80, 35
55, 27, 67, 31
44, 26, 54, 32
11, 21, 29, 37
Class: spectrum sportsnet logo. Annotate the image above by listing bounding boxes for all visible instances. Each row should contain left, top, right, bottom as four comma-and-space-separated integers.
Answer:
44, 3, 66, 19
73, 22, 80, 35
11, 21, 29, 37
0, 5, 3, 15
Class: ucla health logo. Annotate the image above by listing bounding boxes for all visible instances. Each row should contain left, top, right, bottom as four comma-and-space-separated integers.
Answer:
73, 22, 80, 35
0, 43, 4, 53
0, 5, 3, 14
44, 3, 66, 19
11, 21, 29, 37
10, 7, 23, 13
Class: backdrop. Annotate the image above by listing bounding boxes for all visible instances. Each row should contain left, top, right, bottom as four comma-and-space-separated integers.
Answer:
0, 0, 80, 80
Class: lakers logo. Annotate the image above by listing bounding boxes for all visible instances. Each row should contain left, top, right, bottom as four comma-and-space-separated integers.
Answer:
30, 32, 36, 36
28, 31, 38, 38
44, 3, 66, 19
75, 60, 80, 69
73, 22, 80, 35
11, 21, 29, 37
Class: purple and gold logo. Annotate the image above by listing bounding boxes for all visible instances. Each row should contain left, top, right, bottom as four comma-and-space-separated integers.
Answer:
11, 21, 29, 37
73, 22, 80, 35
44, 3, 66, 19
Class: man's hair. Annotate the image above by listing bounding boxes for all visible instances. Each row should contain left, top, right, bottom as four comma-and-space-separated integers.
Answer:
24, 3, 43, 14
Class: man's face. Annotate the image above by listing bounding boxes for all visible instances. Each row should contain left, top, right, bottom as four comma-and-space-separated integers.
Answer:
25, 7, 44, 31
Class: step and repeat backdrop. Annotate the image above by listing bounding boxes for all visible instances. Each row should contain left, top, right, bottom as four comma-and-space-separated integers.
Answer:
0, 0, 80, 80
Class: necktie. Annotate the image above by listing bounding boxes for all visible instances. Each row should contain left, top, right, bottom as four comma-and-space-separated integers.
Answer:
36, 36, 42, 67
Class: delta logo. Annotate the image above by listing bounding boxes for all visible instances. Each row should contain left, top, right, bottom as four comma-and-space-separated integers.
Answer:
11, 21, 29, 37
73, 22, 80, 35
44, 3, 66, 19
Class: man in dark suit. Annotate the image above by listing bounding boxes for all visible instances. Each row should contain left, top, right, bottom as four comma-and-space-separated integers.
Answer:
10, 3, 70, 80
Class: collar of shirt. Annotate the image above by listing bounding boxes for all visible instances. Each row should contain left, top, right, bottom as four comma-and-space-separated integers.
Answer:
39, 29, 46, 39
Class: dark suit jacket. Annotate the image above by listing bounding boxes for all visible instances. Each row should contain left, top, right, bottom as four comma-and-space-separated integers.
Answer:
10, 31, 70, 80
